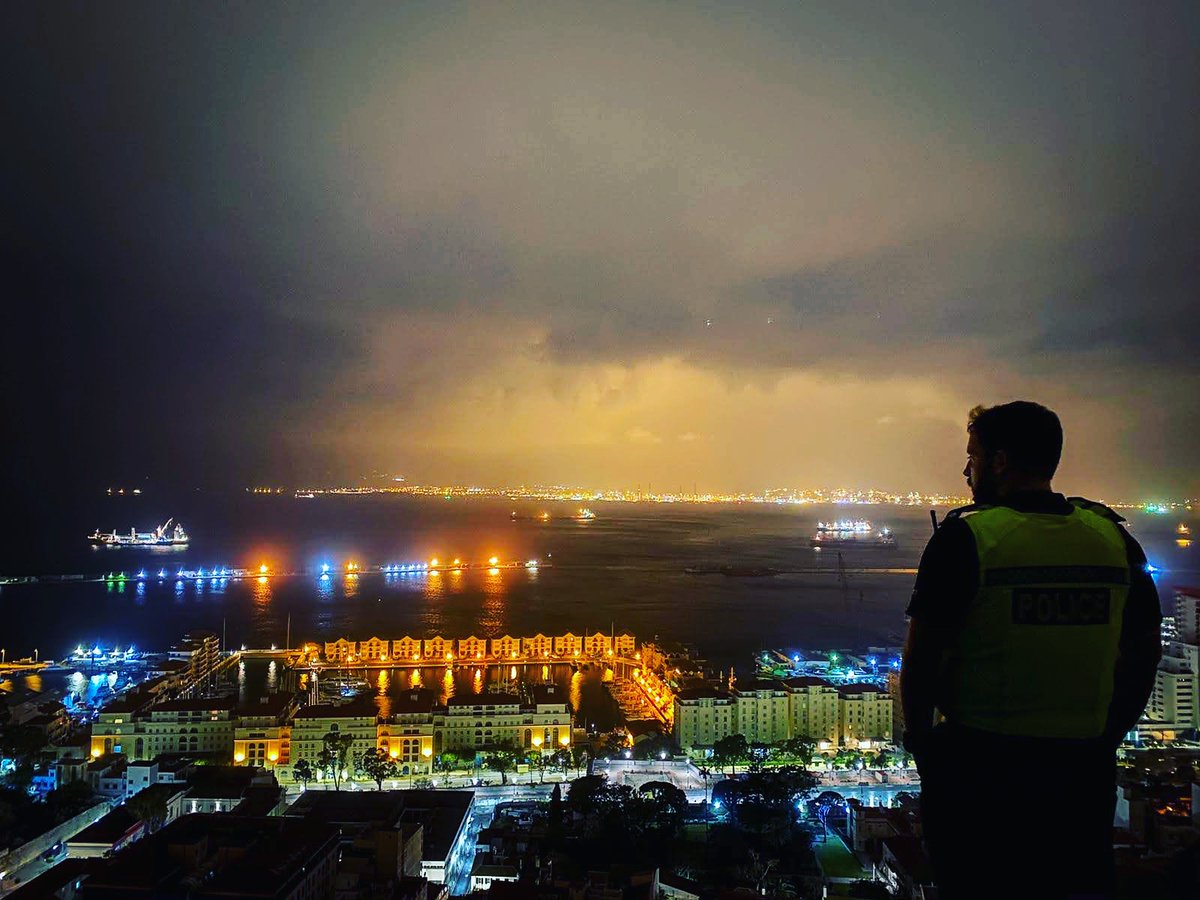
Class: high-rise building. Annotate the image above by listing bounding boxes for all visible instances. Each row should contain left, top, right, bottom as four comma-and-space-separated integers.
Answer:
1143, 589, 1200, 739
672, 686, 735, 751
732, 679, 790, 744
783, 677, 841, 749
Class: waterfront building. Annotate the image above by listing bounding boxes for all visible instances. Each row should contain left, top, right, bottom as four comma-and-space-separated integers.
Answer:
491, 635, 521, 659
325, 638, 354, 662
783, 677, 841, 749
732, 679, 790, 745
290, 697, 379, 772
459, 635, 488, 660
522, 633, 553, 658
836, 684, 893, 749
168, 630, 220, 686
233, 693, 298, 770
424, 635, 452, 660
394, 635, 422, 661
378, 689, 436, 770
672, 685, 735, 751
584, 632, 613, 657
553, 632, 583, 657
90, 695, 237, 760
614, 633, 636, 656
360, 636, 389, 661
434, 687, 572, 754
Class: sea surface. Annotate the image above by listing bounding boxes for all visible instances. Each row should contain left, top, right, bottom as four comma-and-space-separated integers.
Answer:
1, 494, 1194, 676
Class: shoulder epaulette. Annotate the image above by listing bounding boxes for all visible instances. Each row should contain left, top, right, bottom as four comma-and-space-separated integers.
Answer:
1067, 496, 1125, 523
942, 502, 992, 521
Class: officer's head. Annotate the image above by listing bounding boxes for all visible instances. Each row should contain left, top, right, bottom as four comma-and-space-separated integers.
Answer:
964, 401, 1063, 503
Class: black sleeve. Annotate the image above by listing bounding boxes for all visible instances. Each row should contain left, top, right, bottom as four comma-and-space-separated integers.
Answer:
1100, 524, 1162, 743
1117, 526, 1162, 633
905, 516, 979, 625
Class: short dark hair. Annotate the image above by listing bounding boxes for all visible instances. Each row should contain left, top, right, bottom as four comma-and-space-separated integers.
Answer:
967, 401, 1063, 480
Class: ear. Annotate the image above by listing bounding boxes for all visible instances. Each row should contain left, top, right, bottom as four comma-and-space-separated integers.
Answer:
991, 449, 1009, 474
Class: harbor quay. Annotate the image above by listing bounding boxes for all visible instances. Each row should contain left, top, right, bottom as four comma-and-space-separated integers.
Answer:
75, 627, 910, 791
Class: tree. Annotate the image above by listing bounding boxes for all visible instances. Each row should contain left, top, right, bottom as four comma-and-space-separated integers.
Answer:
483, 748, 517, 785
570, 745, 590, 778
293, 758, 314, 790
0, 725, 46, 774
638, 780, 687, 836
357, 747, 399, 790
775, 736, 816, 767
126, 789, 168, 833
550, 748, 571, 778
316, 731, 355, 791
721, 765, 817, 846
712, 734, 749, 776
547, 782, 563, 843
597, 731, 628, 759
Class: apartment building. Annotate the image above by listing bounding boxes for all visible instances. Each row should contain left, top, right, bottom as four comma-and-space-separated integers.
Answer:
290, 697, 380, 769
733, 679, 791, 745
434, 686, 572, 753
673, 686, 736, 751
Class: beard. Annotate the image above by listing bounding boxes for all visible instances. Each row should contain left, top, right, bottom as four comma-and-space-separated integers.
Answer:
969, 469, 1001, 505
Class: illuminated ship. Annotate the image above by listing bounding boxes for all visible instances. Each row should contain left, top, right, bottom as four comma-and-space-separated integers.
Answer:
815, 520, 873, 534
810, 522, 895, 549
575, 508, 596, 520
88, 518, 189, 547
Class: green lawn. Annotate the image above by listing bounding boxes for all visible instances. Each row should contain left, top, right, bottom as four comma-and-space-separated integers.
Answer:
813, 834, 868, 880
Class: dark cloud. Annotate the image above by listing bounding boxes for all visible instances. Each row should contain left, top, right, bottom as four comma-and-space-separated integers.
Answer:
3, 1, 1197, 499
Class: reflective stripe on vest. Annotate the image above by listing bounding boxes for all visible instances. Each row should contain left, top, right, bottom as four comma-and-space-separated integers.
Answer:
940, 505, 1130, 739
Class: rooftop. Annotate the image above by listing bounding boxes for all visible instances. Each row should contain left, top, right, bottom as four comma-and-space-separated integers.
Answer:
835, 683, 889, 696
79, 814, 339, 899
780, 676, 836, 690
236, 692, 298, 718
448, 692, 522, 707
285, 789, 474, 862
150, 695, 238, 713
674, 685, 731, 701
293, 695, 379, 720
68, 806, 142, 846
733, 678, 788, 694
391, 689, 438, 715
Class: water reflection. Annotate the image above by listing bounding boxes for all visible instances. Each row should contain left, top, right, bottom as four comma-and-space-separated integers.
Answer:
267, 660, 278, 692
344, 575, 360, 600
569, 670, 583, 713
479, 567, 506, 633
473, 669, 484, 694
409, 669, 423, 689
135, 582, 146, 605
317, 574, 335, 602
377, 670, 391, 718
252, 577, 273, 605
441, 668, 455, 705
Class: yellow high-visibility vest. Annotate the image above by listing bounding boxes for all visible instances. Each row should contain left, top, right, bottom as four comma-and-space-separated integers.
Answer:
939, 503, 1130, 738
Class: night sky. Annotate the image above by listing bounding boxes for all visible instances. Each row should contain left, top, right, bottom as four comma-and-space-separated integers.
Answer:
4, 2, 1197, 503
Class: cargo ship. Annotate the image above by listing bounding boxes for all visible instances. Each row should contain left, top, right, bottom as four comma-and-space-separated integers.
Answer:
810, 521, 895, 549
88, 518, 189, 547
